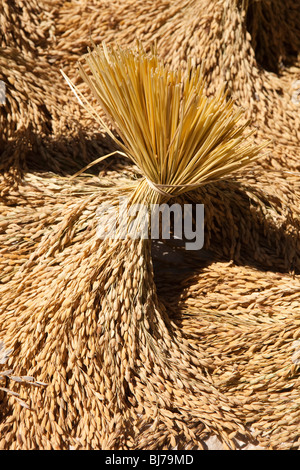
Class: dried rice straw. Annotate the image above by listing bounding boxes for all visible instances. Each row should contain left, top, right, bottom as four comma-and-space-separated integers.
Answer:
1, 0, 300, 451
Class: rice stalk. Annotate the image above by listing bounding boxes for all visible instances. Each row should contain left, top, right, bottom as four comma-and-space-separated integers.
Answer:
64, 42, 268, 203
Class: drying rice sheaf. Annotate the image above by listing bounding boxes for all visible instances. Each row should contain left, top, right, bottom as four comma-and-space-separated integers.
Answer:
0, 0, 300, 451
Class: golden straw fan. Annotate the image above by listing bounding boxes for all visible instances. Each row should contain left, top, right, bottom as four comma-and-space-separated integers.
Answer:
63, 42, 268, 205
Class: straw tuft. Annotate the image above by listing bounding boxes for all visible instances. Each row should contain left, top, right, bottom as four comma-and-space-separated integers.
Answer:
65, 42, 268, 201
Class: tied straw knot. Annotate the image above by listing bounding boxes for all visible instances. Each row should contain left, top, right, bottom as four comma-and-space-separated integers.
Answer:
144, 177, 213, 199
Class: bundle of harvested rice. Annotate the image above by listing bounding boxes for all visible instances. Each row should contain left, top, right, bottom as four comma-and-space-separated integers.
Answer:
1, 0, 300, 452
0, 42, 297, 451
64, 42, 267, 194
